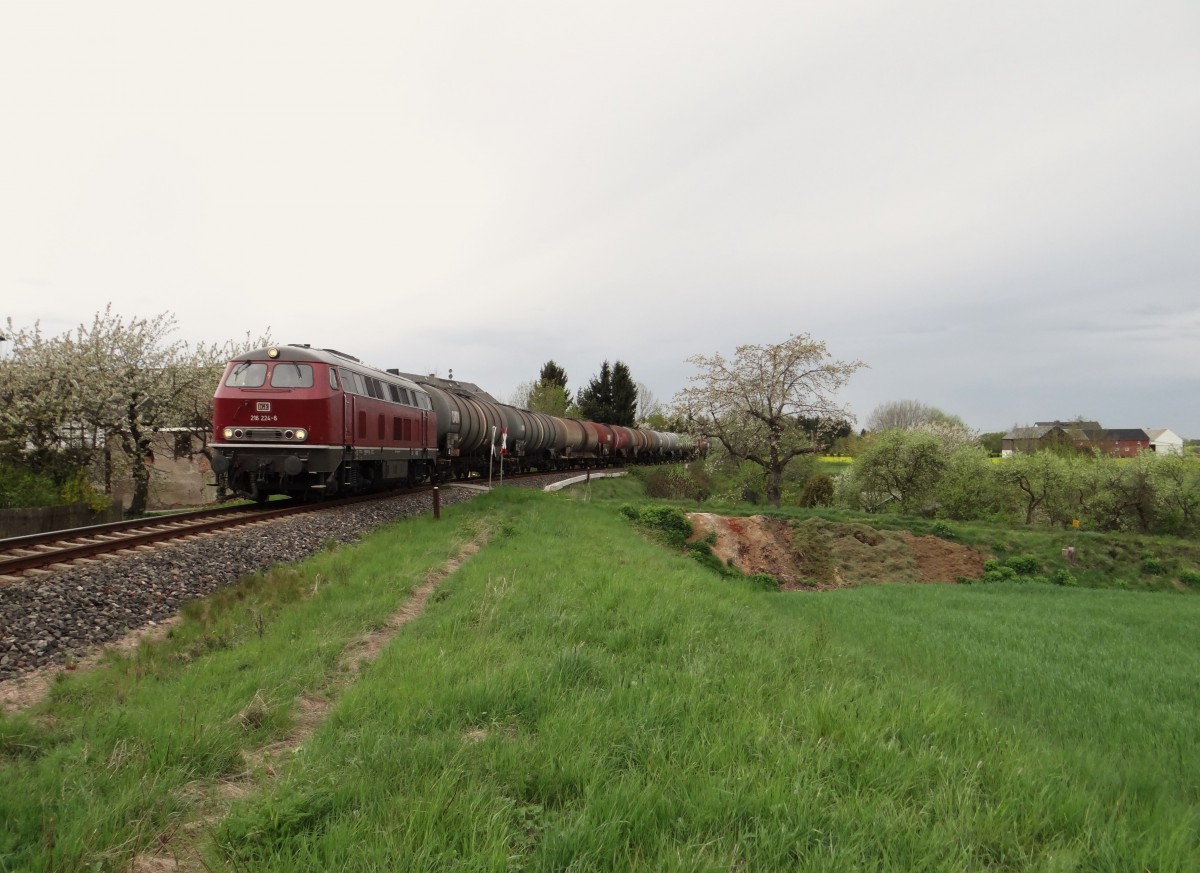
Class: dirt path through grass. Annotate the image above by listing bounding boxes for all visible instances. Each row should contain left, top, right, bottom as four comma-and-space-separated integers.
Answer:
128, 529, 494, 872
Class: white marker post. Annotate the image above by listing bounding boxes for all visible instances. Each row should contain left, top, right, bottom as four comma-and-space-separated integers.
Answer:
488, 425, 496, 489
499, 426, 507, 485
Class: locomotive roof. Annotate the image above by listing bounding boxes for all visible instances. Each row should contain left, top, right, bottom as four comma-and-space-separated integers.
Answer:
233, 345, 427, 392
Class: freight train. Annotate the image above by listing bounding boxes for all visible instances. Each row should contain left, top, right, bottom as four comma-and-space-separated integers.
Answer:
209, 344, 700, 500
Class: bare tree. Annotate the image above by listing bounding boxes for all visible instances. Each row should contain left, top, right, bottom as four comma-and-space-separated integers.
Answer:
635, 381, 661, 425
674, 334, 865, 507
508, 380, 535, 409
866, 399, 963, 432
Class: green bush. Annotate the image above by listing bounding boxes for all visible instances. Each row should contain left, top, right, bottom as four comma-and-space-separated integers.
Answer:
1004, 555, 1040, 576
798, 473, 834, 508
0, 463, 109, 511
59, 470, 111, 513
930, 521, 955, 539
684, 540, 730, 575
0, 464, 62, 508
1177, 569, 1200, 587
1140, 557, 1167, 576
983, 564, 1018, 583
1052, 569, 1078, 586
621, 504, 693, 549
746, 572, 780, 591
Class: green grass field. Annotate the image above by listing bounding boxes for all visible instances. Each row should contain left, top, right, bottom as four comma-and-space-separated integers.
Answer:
2, 487, 1199, 870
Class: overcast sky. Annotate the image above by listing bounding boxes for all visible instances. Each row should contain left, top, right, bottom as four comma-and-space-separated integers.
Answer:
3, 2, 1198, 436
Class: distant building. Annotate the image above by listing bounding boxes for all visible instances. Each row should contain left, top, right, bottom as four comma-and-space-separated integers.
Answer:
1087, 429, 1150, 457
1001, 424, 1071, 457
1001, 421, 1153, 457
1145, 428, 1185, 456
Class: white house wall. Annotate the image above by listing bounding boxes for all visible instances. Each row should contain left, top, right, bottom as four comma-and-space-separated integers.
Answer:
1148, 429, 1184, 455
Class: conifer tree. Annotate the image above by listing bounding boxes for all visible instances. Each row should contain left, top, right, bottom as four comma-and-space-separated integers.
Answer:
526, 359, 571, 415
576, 360, 638, 426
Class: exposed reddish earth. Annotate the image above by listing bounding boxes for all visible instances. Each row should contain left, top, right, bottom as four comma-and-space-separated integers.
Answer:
686, 513, 987, 590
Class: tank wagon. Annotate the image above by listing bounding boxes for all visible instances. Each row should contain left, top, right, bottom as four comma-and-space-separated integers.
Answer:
210, 345, 698, 500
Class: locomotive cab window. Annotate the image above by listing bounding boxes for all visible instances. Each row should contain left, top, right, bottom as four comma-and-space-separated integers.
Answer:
329, 368, 340, 391
270, 363, 313, 388
225, 362, 267, 387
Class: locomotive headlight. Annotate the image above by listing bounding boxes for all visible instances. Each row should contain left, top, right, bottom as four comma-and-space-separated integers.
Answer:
267, 347, 280, 359
284, 430, 295, 440
233, 428, 244, 439
295, 428, 308, 441
223, 427, 234, 440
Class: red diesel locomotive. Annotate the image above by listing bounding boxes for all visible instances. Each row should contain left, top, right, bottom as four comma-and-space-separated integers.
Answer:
209, 344, 698, 500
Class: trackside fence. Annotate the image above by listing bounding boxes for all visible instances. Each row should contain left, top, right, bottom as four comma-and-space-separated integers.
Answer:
0, 502, 124, 538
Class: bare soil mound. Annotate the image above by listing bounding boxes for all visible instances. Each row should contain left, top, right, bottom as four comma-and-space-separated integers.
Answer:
686, 513, 986, 590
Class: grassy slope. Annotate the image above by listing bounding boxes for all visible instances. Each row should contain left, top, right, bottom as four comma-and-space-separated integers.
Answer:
584, 471, 1200, 593
3, 488, 1199, 871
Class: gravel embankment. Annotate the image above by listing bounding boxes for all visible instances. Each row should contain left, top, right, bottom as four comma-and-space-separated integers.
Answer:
0, 475, 574, 681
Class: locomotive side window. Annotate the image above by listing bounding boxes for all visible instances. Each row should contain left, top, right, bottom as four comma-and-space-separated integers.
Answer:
225, 362, 267, 387
384, 382, 419, 407
270, 363, 313, 388
329, 368, 340, 391
366, 378, 382, 399
340, 369, 367, 396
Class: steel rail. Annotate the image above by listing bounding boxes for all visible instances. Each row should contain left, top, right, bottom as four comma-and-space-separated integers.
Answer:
0, 491, 429, 578
0, 501, 282, 551
0, 466, 601, 579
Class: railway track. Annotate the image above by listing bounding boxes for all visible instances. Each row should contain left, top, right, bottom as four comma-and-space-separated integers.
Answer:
0, 491, 428, 579
0, 468, 615, 681
0, 467, 609, 579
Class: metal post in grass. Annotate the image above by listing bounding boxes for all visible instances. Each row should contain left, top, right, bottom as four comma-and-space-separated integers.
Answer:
433, 484, 440, 520
488, 425, 496, 490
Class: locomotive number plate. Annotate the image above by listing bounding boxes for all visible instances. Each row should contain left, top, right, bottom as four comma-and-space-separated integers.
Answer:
257, 402, 271, 412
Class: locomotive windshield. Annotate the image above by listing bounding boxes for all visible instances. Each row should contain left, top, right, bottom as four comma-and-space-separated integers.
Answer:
225, 362, 267, 387
223, 361, 314, 388
270, 363, 313, 388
